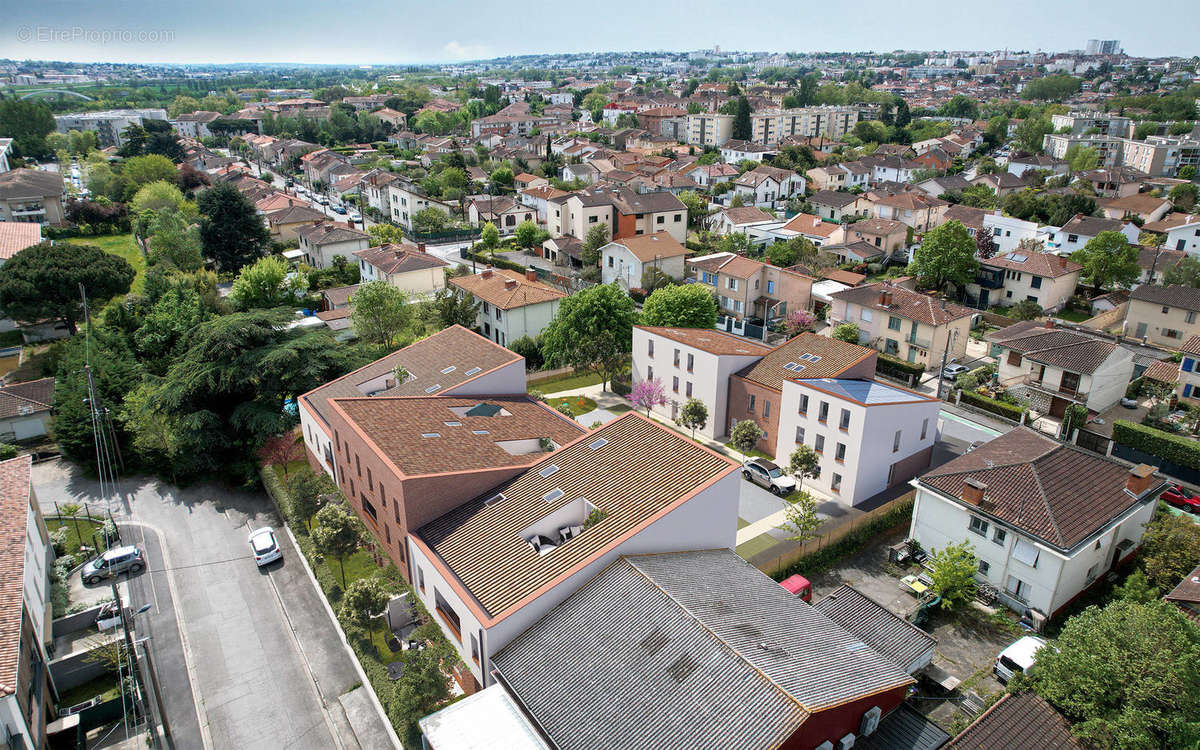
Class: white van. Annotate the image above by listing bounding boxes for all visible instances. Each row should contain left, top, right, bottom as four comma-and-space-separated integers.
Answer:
994, 635, 1048, 684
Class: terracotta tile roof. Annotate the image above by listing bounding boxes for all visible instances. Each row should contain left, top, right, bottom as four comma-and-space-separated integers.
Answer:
450, 268, 567, 310
1163, 563, 1200, 622
843, 217, 907, 238
352, 244, 448, 275
739, 332, 876, 391
636, 326, 772, 356
831, 283, 975, 326
297, 221, 369, 245
808, 189, 863, 208
1098, 193, 1172, 215
1143, 359, 1180, 383
920, 427, 1159, 551
989, 324, 1117, 375
0, 223, 42, 261
945, 692, 1082, 749
943, 204, 987, 231
321, 284, 359, 308
0, 169, 63, 200
299, 325, 522, 427
1130, 284, 1200, 312
1181, 335, 1200, 357
415, 414, 737, 619
721, 206, 775, 226
984, 251, 1081, 278
520, 185, 568, 201
0, 456, 32, 695
1059, 214, 1127, 237
781, 213, 839, 238
0, 378, 54, 420
610, 232, 687, 262
1136, 246, 1185, 274
1143, 212, 1199, 233
331, 395, 584, 477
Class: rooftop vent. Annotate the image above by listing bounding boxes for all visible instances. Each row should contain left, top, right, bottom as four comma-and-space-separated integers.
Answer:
538, 464, 561, 478
639, 629, 670, 656
441, 365, 457, 374
667, 654, 698, 684
543, 488, 564, 503
424, 384, 442, 394
588, 437, 609, 450
421, 432, 440, 439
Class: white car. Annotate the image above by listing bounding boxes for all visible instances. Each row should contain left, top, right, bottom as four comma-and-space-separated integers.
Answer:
249, 527, 283, 567
994, 635, 1048, 684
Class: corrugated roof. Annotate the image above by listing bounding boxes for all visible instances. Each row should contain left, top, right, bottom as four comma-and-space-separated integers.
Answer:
814, 585, 936, 671
944, 692, 1082, 749
416, 415, 736, 618
739, 332, 876, 391
857, 703, 950, 750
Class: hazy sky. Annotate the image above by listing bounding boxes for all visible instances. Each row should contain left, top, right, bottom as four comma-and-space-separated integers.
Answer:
3, 0, 1196, 65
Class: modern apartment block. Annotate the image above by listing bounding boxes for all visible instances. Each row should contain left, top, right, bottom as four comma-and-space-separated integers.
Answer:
685, 112, 733, 147
53, 108, 168, 148
1043, 131, 1200, 177
1049, 112, 1133, 137
750, 106, 862, 145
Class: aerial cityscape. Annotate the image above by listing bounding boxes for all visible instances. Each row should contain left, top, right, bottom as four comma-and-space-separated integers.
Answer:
0, 11, 1198, 750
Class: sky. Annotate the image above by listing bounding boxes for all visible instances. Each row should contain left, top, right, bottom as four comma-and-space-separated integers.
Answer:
2, 0, 1197, 66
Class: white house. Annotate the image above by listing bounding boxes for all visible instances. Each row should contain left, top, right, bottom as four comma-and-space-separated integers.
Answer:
775, 378, 941, 505
733, 166, 804, 209
450, 268, 567, 348
0, 378, 54, 442
1144, 213, 1200, 255
719, 139, 777, 164
387, 182, 453, 230
632, 326, 772, 439
296, 222, 370, 269
1044, 215, 1139, 255
600, 232, 688, 289
911, 427, 1163, 618
966, 251, 1082, 313
353, 243, 449, 297
981, 213, 1041, 255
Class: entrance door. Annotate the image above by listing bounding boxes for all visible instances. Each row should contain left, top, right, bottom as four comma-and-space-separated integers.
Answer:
1135, 322, 1148, 338
1049, 396, 1069, 418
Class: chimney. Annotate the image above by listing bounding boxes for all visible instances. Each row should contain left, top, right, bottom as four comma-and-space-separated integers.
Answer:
417, 242, 426, 253
504, 278, 518, 290
481, 267, 493, 279
525, 269, 538, 282
1125, 464, 1158, 496
878, 290, 892, 307
961, 478, 987, 506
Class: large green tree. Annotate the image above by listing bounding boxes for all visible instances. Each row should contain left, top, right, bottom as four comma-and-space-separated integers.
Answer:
1070, 231, 1140, 294
197, 183, 270, 271
350, 281, 412, 347
122, 154, 178, 195
133, 285, 212, 375
1014, 117, 1053, 154
1139, 510, 1200, 592
421, 286, 480, 329
907, 220, 979, 292
640, 284, 718, 329
53, 325, 144, 468
540, 283, 635, 391
311, 503, 362, 589
229, 256, 308, 312
0, 242, 134, 334
1026, 599, 1200, 750
0, 99, 55, 159
732, 96, 752, 141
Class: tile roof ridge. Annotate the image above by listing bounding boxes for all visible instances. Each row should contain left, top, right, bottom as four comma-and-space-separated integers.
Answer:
1026, 453, 1065, 547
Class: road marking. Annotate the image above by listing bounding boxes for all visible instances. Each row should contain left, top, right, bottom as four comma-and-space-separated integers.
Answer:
134, 524, 160, 613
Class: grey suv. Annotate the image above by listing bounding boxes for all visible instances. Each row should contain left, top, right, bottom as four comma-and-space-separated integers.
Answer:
82, 545, 145, 585
742, 458, 797, 495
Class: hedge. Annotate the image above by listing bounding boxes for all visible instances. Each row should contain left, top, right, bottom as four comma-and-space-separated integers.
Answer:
960, 390, 1027, 422
1113, 419, 1200, 470
876, 352, 925, 379
460, 250, 527, 273
1126, 377, 1144, 399
772, 496, 915, 581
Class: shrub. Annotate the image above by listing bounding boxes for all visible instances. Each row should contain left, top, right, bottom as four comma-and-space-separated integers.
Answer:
875, 352, 926, 381
611, 377, 632, 397
960, 390, 1027, 422
1113, 419, 1200, 470
772, 496, 914, 580
1125, 377, 1144, 399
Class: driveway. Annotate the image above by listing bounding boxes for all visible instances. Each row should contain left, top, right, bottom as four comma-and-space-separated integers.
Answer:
33, 461, 397, 749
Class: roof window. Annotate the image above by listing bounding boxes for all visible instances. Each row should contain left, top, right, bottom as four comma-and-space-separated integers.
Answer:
421, 432, 440, 438
424, 384, 442, 393
464, 366, 482, 376
589, 437, 609, 450
484, 493, 506, 506
444, 421, 462, 427
543, 488, 565, 503
441, 365, 457, 374
539, 464, 561, 478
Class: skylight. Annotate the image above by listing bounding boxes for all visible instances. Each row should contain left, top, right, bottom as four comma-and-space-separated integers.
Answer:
441, 365, 457, 374
421, 432, 440, 438
464, 366, 482, 376
472, 429, 489, 435
588, 437, 609, 450
543, 488, 564, 503
539, 464, 561, 478
484, 493, 506, 506
444, 421, 462, 427
1010, 254, 1028, 262
424, 384, 442, 393
784, 362, 799, 370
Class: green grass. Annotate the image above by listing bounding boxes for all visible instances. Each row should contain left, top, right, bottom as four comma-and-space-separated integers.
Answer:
545, 396, 597, 417
529, 371, 603, 393
1054, 308, 1091, 323
46, 518, 106, 556
724, 441, 771, 461
737, 517, 751, 530
67, 234, 146, 295
736, 532, 779, 559
57, 672, 120, 709
321, 548, 381, 592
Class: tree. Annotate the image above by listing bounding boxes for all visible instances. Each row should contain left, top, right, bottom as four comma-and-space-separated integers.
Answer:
368, 223, 406, 246
258, 433, 304, 476
957, 184, 997, 209
133, 284, 212, 374
781, 491, 822, 543
975, 228, 997, 259
783, 310, 816, 338
311, 503, 362, 589
787, 444, 820, 490
540, 284, 635, 391
197, 183, 270, 271
286, 468, 334, 530
629, 378, 666, 416
146, 211, 204, 272
831, 322, 861, 343
1169, 182, 1198, 212
1009, 299, 1043, 320
130, 180, 188, 216
0, 99, 55, 159
508, 335, 544, 369
1064, 144, 1100, 172
122, 155, 178, 194
678, 191, 711, 229
350, 281, 412, 348
1178, 165, 1196, 180
893, 98, 911, 128
229, 256, 308, 311
0, 242, 134, 335
478, 222, 500, 256
1163, 255, 1200, 288
513, 219, 541, 250
1014, 117, 1053, 154
676, 397, 708, 439
1027, 599, 1200, 750
56, 325, 144, 468
927, 541, 977, 609
728, 192, 746, 208
1113, 569, 1160, 603
1139, 510, 1200, 592
732, 96, 752, 141
640, 284, 718, 329
1071, 231, 1140, 294
422, 286, 480, 329
729, 419, 761, 460
908, 220, 979, 292
339, 577, 391, 635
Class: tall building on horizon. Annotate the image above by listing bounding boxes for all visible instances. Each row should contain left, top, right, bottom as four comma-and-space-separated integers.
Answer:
1086, 39, 1121, 55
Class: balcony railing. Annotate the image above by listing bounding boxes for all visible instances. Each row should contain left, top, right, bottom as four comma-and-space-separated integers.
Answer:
1010, 373, 1089, 402
905, 334, 932, 349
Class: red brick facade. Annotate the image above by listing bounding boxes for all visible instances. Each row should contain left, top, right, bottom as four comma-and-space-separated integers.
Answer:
780, 685, 908, 750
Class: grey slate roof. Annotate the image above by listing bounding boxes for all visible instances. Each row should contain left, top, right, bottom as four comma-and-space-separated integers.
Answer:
814, 585, 936, 671
492, 550, 913, 750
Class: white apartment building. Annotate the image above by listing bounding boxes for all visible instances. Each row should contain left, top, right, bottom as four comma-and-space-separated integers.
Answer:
750, 106, 862, 145
386, 182, 453, 230
911, 428, 1162, 618
1049, 112, 1133, 137
632, 326, 771, 439
775, 378, 940, 505
1044, 215, 1138, 255
686, 113, 734, 147
981, 213, 1040, 254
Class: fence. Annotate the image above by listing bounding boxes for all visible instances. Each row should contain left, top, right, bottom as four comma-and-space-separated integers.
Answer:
404, 226, 480, 244
1079, 302, 1127, 332
715, 316, 766, 341
748, 491, 915, 577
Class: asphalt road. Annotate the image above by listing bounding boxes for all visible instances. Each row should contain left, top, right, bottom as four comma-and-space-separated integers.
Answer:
33, 461, 395, 750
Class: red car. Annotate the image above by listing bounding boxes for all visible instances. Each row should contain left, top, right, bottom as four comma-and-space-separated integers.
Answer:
1162, 484, 1200, 513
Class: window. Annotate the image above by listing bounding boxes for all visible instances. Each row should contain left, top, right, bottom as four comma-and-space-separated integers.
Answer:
888, 316, 902, 331
993, 527, 1007, 545
656, 215, 664, 224
969, 516, 989, 536
748, 394, 756, 413
861, 308, 873, 322
674, 214, 682, 222
920, 418, 929, 440
470, 633, 480, 664
978, 560, 990, 575
673, 349, 680, 367
835, 443, 846, 462
839, 408, 850, 430
356, 454, 361, 477
818, 401, 829, 423
1007, 351, 1022, 367
367, 467, 372, 487
1067, 234, 1078, 244
686, 353, 694, 371
1005, 575, 1029, 601
417, 567, 425, 591
1013, 539, 1040, 568
831, 473, 842, 492
685, 381, 693, 397
798, 394, 809, 414
795, 426, 805, 443
814, 434, 825, 453
607, 256, 614, 267
647, 366, 654, 380
1165, 328, 1182, 339
892, 429, 901, 452
648, 339, 654, 358
1030, 276, 1042, 289
1162, 305, 1171, 314
766, 280, 775, 295
589, 215, 598, 223
672, 376, 679, 393
1186, 358, 1196, 373
362, 496, 378, 522
727, 278, 739, 291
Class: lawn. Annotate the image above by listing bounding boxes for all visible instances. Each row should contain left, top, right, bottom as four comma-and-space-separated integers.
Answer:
544, 396, 597, 417
46, 517, 106, 556
1054, 308, 1092, 323
528, 370, 603, 394
723, 441, 771, 461
737, 517, 751, 530
736, 532, 779, 560
57, 671, 121, 709
67, 234, 146, 295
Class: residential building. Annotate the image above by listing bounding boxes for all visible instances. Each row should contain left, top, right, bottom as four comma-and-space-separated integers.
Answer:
685, 112, 733, 147
264, 204, 328, 241
687, 252, 814, 325
980, 212, 1041, 254
168, 110, 222, 139
776, 377, 940, 504
719, 139, 776, 163
911, 427, 1163, 617
728, 333, 878, 455
685, 162, 738, 188
710, 206, 776, 236
1125, 284, 1200, 347
409, 415, 741, 690
989, 320, 1134, 414
0, 170, 64, 225
53, 108, 167, 148
732, 165, 804, 208
0, 139, 11, 174
386, 182, 453, 231
296, 221, 370, 269
829, 283, 975, 369
1049, 112, 1133, 137
1143, 212, 1200, 255
352, 243, 448, 297
965, 251, 1082, 312
808, 189, 871, 222
1120, 135, 1200, 177
1042, 134, 1124, 169
771, 212, 840, 246
1172, 335, 1200, 401
0, 456, 55, 750
467, 197, 535, 235
0, 224, 42, 266
1076, 167, 1147, 199
750, 106, 863, 144
548, 186, 687, 244
1044, 215, 1138, 255
1006, 154, 1070, 178
298, 325, 526, 479
600, 232, 688, 289
1164, 563, 1200, 623
517, 184, 568, 224
1097, 194, 1172, 224
0, 378, 54, 442
450, 268, 567, 347
832, 217, 908, 256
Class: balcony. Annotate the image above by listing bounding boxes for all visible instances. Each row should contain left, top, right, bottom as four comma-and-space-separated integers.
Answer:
1012, 373, 1088, 403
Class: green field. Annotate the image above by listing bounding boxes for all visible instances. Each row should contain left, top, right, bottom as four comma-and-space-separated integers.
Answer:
528, 371, 603, 394
545, 396, 597, 417
67, 234, 146, 295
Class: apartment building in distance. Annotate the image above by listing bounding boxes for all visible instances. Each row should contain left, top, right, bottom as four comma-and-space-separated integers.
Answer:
1049, 112, 1133, 137
749, 106, 862, 145
54, 108, 168, 148
829, 283, 975, 370
685, 112, 733, 147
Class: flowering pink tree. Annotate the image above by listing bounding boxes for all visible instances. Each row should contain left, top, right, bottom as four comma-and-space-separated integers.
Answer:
784, 310, 816, 338
629, 378, 667, 416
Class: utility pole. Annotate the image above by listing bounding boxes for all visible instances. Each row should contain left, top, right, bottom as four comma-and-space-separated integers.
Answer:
111, 583, 150, 736
139, 640, 172, 745
936, 327, 959, 400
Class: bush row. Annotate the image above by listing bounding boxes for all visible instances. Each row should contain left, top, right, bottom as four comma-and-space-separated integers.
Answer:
460, 250, 527, 273
1113, 419, 1200, 470
771, 496, 915, 581
960, 390, 1027, 422
876, 352, 926, 379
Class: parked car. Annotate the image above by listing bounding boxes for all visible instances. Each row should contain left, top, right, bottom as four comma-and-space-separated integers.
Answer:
942, 363, 970, 380
1161, 484, 1200, 513
1120, 397, 1139, 409
994, 635, 1048, 684
333, 206, 348, 215
81, 546, 145, 585
249, 527, 283, 566
742, 457, 797, 495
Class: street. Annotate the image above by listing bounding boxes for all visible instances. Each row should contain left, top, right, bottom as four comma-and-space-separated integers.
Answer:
33, 461, 397, 750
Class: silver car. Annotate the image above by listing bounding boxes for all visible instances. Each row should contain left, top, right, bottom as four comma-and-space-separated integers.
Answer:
81, 545, 145, 585
742, 458, 797, 495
